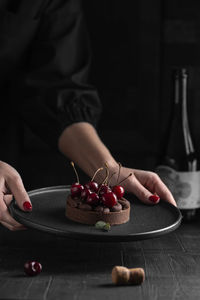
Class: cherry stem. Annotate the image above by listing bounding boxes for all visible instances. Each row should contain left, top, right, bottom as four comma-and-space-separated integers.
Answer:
107, 172, 116, 186
118, 173, 132, 185
91, 167, 104, 182
117, 162, 122, 184
103, 162, 110, 185
70, 161, 79, 183
97, 163, 109, 195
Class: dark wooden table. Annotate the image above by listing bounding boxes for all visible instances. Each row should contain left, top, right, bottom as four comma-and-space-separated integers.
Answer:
0, 217, 200, 300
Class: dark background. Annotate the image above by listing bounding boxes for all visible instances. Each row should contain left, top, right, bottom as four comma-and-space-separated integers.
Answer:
5, 0, 200, 191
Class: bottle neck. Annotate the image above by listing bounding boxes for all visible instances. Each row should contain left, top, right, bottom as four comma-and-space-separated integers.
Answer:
178, 69, 197, 171
161, 68, 197, 171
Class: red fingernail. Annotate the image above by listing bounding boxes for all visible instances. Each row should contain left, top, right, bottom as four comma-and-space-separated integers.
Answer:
149, 195, 160, 203
23, 201, 32, 211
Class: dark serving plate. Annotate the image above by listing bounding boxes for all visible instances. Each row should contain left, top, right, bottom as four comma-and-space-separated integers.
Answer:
9, 185, 182, 242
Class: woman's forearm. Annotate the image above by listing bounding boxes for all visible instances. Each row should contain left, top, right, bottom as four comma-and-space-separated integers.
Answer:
58, 122, 118, 181
58, 122, 176, 206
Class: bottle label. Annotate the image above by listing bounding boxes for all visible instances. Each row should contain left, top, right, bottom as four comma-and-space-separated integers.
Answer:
156, 165, 200, 209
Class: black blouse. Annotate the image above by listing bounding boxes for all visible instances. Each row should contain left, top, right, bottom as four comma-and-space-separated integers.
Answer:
0, 0, 102, 150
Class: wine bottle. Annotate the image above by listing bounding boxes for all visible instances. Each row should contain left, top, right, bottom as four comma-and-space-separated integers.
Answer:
156, 68, 200, 221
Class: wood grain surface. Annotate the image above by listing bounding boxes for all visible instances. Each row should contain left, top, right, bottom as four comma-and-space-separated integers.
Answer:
0, 217, 200, 300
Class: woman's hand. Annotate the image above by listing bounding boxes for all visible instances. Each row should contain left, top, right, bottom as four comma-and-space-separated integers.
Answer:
0, 161, 32, 231
110, 166, 177, 206
59, 123, 177, 207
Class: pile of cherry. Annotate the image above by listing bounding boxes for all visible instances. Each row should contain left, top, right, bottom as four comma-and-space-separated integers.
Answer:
70, 162, 131, 209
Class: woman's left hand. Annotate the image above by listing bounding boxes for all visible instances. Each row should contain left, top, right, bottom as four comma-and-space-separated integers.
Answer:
110, 166, 177, 207
58, 123, 177, 207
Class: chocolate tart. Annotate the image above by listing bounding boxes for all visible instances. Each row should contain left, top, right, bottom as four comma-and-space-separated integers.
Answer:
66, 195, 130, 225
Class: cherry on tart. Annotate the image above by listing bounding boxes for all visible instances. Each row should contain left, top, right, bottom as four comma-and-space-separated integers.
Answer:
111, 163, 131, 200
86, 192, 99, 205
66, 162, 131, 225
81, 187, 91, 200
85, 181, 98, 193
99, 184, 111, 196
70, 162, 84, 198
101, 191, 117, 208
112, 185, 124, 199
85, 167, 103, 193
71, 183, 84, 199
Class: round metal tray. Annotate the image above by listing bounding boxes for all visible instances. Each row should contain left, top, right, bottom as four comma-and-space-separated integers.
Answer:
9, 185, 182, 242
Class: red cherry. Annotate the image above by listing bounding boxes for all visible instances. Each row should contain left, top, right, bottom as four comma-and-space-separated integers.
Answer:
85, 181, 99, 193
81, 187, 91, 200
101, 191, 117, 208
99, 184, 111, 196
71, 183, 84, 199
24, 261, 42, 276
86, 192, 99, 206
112, 185, 124, 199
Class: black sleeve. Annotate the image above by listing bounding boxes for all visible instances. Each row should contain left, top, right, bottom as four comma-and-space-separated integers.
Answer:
15, 0, 102, 150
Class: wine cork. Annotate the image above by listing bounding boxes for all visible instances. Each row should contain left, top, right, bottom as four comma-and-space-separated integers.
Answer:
112, 266, 145, 285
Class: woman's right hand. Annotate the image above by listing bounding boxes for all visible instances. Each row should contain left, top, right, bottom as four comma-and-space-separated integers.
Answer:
0, 161, 32, 231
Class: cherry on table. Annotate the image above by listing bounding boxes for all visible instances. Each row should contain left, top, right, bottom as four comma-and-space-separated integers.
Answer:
24, 261, 42, 276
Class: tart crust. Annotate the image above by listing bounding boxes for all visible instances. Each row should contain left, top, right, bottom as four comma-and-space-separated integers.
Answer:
66, 195, 130, 225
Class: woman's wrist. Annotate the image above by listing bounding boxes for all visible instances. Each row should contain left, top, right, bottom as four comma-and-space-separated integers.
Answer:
91, 159, 119, 185
58, 122, 119, 182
